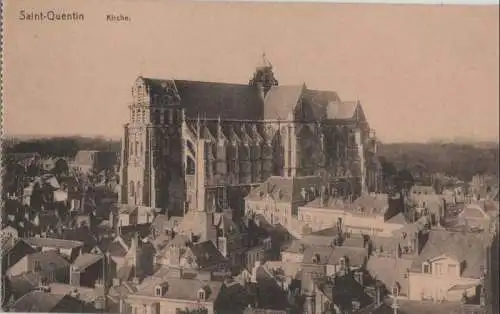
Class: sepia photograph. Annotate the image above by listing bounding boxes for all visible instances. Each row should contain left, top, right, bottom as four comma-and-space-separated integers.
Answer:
1, 0, 499, 313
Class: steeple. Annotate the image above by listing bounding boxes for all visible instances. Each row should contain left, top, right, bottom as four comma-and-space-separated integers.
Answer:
249, 52, 278, 98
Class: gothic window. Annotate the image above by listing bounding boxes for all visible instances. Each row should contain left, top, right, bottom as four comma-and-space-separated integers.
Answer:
186, 157, 195, 175
129, 181, 135, 197
163, 110, 169, 125
154, 110, 161, 124
136, 182, 142, 202
137, 109, 142, 123
131, 109, 136, 123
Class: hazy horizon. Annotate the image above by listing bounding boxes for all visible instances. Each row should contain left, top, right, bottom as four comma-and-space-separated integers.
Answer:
4, 1, 499, 143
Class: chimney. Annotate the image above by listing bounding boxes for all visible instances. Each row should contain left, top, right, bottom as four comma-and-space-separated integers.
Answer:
70, 266, 81, 286
375, 281, 382, 307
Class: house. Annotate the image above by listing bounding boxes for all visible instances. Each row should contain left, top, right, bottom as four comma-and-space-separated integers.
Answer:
70, 253, 105, 287
407, 230, 488, 302
245, 176, 322, 227
73, 150, 118, 174
100, 228, 155, 282
301, 242, 369, 281
408, 185, 445, 221
125, 276, 223, 314
298, 193, 405, 237
180, 240, 229, 273
23, 237, 84, 261
1, 237, 36, 274
112, 204, 155, 228
280, 240, 307, 263
150, 214, 182, 238
6, 250, 70, 284
48, 282, 107, 312
47, 227, 98, 254
7, 290, 85, 313
307, 273, 373, 314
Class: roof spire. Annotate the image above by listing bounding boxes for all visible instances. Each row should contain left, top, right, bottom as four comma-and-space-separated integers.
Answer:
196, 113, 201, 140
261, 52, 272, 68
217, 115, 222, 139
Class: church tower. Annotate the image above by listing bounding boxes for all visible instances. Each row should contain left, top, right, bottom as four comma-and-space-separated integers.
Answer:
119, 76, 184, 211
249, 53, 278, 99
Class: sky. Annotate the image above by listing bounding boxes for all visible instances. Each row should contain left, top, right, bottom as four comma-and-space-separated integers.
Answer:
3, 0, 499, 143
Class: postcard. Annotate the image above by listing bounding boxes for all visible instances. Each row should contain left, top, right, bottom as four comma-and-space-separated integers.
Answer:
1, 0, 498, 313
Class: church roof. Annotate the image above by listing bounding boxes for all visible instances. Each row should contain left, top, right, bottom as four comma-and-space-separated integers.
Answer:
138, 76, 364, 123
174, 80, 263, 120
263, 85, 304, 120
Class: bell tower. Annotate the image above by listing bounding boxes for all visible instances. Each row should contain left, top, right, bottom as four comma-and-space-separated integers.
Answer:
249, 53, 278, 98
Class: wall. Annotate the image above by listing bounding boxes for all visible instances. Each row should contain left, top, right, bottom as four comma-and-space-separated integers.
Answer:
127, 298, 214, 314
6, 255, 29, 277
281, 252, 304, 263
408, 257, 480, 301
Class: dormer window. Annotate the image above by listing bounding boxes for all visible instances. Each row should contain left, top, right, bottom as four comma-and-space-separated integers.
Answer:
155, 283, 168, 297
423, 261, 431, 274
312, 253, 320, 264
339, 257, 346, 268
198, 288, 206, 300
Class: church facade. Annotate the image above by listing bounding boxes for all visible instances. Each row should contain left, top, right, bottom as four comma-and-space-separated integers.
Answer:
118, 58, 382, 216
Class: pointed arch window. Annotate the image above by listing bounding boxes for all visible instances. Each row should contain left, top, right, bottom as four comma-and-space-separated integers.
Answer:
136, 182, 142, 203
129, 181, 135, 197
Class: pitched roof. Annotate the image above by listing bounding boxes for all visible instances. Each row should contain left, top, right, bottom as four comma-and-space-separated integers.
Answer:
351, 194, 390, 215
47, 227, 97, 247
366, 256, 414, 296
189, 240, 227, 269
301, 88, 341, 120
174, 80, 263, 120
9, 291, 65, 312
263, 85, 303, 119
410, 230, 488, 278
24, 237, 84, 250
104, 240, 128, 257
26, 250, 70, 271
8, 273, 39, 299
132, 276, 223, 302
386, 212, 409, 224
314, 274, 372, 310
325, 100, 361, 121
48, 283, 101, 303
72, 253, 103, 270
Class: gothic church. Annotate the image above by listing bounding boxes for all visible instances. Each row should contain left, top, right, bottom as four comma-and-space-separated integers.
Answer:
118, 57, 382, 216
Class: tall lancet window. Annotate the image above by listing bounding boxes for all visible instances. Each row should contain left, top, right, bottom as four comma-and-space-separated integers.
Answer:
137, 109, 142, 123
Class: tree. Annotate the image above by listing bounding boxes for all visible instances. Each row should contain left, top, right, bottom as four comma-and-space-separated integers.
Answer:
52, 158, 69, 177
